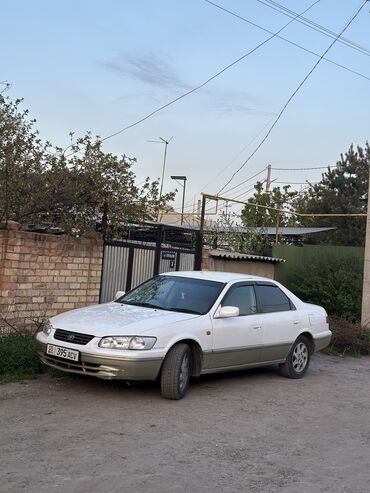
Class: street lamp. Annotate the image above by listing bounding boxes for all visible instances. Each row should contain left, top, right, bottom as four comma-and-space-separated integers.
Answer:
171, 175, 187, 225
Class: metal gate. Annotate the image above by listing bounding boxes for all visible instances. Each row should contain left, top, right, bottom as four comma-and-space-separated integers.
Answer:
99, 224, 200, 303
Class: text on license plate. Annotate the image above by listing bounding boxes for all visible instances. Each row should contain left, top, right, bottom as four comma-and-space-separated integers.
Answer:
46, 344, 79, 361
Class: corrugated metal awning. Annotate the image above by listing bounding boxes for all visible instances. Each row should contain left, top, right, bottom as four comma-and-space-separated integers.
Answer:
210, 249, 285, 263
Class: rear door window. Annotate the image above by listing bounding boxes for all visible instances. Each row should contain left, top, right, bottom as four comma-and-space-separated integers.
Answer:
255, 285, 292, 313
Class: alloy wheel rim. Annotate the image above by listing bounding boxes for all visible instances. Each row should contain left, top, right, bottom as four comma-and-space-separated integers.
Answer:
292, 342, 308, 373
179, 353, 189, 391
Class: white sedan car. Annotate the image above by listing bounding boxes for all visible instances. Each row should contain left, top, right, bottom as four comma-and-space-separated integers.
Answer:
36, 271, 331, 400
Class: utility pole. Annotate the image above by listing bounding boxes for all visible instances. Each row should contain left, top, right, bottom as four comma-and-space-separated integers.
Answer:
266, 164, 272, 192
361, 159, 370, 328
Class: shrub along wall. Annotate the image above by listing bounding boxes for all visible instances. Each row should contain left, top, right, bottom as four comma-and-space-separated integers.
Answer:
0, 223, 103, 329
272, 244, 364, 322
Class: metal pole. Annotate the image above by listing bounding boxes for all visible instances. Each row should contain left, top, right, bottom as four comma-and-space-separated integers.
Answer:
266, 164, 272, 192
181, 178, 187, 225
361, 160, 370, 327
195, 195, 206, 270
158, 140, 168, 218
159, 141, 168, 202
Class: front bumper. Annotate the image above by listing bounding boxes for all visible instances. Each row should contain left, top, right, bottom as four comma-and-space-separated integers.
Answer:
36, 340, 163, 381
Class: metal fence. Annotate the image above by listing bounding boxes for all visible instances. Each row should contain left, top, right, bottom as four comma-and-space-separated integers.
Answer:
99, 224, 200, 303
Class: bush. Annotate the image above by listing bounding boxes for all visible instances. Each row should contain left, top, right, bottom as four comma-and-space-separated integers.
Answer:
328, 317, 370, 356
284, 255, 362, 322
0, 332, 43, 382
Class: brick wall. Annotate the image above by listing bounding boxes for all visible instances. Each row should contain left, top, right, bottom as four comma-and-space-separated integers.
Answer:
0, 224, 103, 329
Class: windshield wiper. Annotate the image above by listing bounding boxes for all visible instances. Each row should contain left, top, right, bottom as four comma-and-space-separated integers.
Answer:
166, 307, 201, 315
121, 301, 165, 310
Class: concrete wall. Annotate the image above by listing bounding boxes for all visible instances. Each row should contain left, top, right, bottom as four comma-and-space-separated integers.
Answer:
0, 224, 103, 329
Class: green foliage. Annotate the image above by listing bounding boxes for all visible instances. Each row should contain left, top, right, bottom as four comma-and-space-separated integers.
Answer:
0, 95, 175, 236
293, 143, 369, 246
0, 333, 43, 383
240, 181, 298, 228
328, 318, 370, 356
207, 212, 273, 256
283, 254, 362, 322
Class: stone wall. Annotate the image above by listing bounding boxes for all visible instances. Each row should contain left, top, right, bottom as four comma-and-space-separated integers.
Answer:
0, 224, 103, 329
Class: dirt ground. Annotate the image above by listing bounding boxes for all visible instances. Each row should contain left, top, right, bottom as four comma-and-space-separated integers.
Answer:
1, 353, 370, 493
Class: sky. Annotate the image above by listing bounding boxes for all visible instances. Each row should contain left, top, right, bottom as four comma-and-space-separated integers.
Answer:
1, 0, 369, 216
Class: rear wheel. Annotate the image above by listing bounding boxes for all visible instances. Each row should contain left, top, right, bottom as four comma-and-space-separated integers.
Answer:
279, 335, 310, 379
161, 343, 191, 400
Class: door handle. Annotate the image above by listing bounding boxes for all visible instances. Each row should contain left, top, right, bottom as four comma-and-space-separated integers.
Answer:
252, 325, 261, 330
293, 321, 299, 325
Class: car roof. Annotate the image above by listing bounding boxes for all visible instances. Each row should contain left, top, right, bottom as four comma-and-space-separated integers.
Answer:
160, 270, 273, 283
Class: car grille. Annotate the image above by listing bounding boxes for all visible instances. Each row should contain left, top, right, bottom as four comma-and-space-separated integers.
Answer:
41, 354, 101, 374
39, 354, 120, 379
54, 329, 95, 345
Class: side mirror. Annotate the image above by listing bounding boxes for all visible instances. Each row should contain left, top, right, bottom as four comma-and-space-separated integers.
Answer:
216, 306, 240, 318
114, 291, 125, 300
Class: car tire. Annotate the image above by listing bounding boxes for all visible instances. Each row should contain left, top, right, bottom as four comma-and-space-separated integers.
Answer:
279, 335, 311, 379
160, 343, 191, 400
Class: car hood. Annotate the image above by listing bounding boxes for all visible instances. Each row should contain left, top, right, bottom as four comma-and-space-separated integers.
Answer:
50, 302, 199, 336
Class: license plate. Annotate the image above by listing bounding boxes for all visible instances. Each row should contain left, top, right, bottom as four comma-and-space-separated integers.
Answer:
46, 344, 79, 362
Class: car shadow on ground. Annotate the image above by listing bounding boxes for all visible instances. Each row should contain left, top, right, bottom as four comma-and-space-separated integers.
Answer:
45, 363, 282, 400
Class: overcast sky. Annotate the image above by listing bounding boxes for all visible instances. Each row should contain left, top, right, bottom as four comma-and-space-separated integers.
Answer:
1, 0, 369, 215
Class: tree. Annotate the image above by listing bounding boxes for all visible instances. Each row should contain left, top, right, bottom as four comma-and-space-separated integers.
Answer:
0, 95, 46, 224
207, 211, 273, 256
240, 181, 298, 228
294, 144, 369, 246
0, 95, 174, 236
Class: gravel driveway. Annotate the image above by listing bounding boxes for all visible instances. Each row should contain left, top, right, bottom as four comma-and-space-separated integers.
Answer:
1, 353, 370, 493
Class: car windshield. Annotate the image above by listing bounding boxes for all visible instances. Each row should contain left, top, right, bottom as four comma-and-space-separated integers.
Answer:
116, 275, 225, 315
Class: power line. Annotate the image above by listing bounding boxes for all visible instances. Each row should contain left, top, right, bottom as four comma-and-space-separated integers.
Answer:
232, 185, 260, 201
256, 0, 370, 57
223, 167, 267, 195
264, 0, 370, 56
199, 114, 276, 192
204, 0, 370, 83
217, 0, 368, 195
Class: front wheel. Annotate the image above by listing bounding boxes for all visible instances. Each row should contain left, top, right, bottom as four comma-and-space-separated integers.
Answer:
160, 343, 191, 400
279, 335, 311, 379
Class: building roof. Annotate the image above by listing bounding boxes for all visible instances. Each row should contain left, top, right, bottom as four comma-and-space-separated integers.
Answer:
242, 226, 336, 236
160, 270, 270, 283
209, 249, 285, 263
149, 221, 336, 236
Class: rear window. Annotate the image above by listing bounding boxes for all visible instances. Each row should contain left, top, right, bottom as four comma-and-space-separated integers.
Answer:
255, 285, 292, 313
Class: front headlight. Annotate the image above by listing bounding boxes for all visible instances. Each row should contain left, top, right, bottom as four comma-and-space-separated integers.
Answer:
42, 320, 53, 336
98, 336, 156, 350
